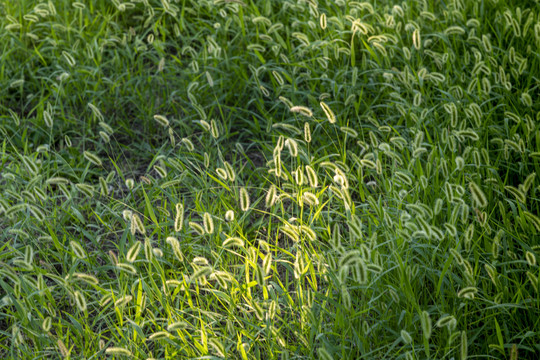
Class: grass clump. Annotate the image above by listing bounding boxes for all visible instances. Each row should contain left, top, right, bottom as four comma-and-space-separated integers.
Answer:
1, 0, 539, 359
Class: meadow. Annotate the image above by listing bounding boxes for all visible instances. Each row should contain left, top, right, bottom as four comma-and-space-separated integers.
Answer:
0, 0, 539, 359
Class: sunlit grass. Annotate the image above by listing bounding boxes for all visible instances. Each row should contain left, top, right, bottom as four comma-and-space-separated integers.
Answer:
1, 0, 539, 359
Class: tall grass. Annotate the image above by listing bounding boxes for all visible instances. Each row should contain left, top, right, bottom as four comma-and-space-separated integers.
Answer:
1, 0, 539, 359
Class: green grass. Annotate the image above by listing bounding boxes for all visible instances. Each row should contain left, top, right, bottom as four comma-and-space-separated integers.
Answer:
1, 0, 539, 359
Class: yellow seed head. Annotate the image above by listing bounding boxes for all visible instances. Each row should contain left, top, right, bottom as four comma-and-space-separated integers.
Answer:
240, 187, 250, 212
320, 101, 336, 123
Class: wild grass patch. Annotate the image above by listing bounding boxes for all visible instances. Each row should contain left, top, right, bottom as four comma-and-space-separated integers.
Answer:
1, 0, 539, 359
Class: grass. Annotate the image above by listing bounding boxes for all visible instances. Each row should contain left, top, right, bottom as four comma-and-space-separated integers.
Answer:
0, 0, 539, 359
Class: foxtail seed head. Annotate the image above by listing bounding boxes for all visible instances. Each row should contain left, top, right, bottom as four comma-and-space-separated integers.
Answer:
225, 210, 235, 222
320, 13, 327, 30
105, 347, 132, 357
421, 311, 432, 340
126, 242, 142, 263
189, 222, 205, 236
265, 185, 277, 208
469, 181, 488, 208
174, 203, 184, 232
203, 212, 214, 234
224, 161, 236, 182
412, 29, 421, 50
285, 138, 298, 157
304, 122, 311, 143
401, 330, 412, 344
83, 151, 102, 167
240, 187, 250, 212
290, 106, 313, 117
153, 115, 169, 127
74, 290, 87, 312
320, 101, 336, 123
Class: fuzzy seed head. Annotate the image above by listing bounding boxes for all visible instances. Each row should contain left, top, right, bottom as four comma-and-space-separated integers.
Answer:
74, 291, 87, 312
304, 122, 311, 143
421, 311, 432, 340
210, 119, 219, 138
265, 185, 277, 208
320, 13, 327, 30
83, 151, 102, 167
412, 29, 421, 50
225, 210, 235, 222
285, 138, 298, 157
224, 162, 236, 182
203, 212, 214, 234
126, 242, 142, 263
153, 114, 170, 127
189, 222, 205, 235
469, 181, 488, 208
320, 101, 336, 123
174, 203, 184, 232
239, 187, 250, 212
401, 330, 412, 344
290, 105, 313, 117
105, 347, 132, 357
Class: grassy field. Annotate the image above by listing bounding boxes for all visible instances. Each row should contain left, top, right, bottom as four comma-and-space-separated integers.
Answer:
1, 0, 539, 359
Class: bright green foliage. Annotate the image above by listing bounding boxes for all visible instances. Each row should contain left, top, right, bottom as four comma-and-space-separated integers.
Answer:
0, 0, 539, 359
